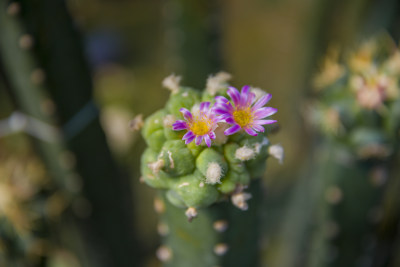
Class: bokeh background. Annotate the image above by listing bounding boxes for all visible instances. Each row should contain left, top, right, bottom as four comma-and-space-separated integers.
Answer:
1, 0, 400, 266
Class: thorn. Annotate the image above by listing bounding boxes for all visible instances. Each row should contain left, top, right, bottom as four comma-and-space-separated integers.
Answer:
178, 182, 189, 188
156, 245, 172, 262
129, 114, 144, 131
162, 74, 181, 94
157, 222, 169, 236
214, 243, 229, 256
154, 197, 165, 214
31, 68, 46, 85
19, 34, 34, 50
148, 159, 165, 174
325, 186, 342, 204
213, 220, 228, 233
185, 207, 198, 222
231, 191, 252, 211
268, 144, 284, 164
7, 2, 20, 16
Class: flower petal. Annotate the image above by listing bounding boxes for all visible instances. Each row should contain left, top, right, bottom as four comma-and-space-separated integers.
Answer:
252, 124, 265, 132
240, 85, 250, 106
244, 126, 258, 136
195, 135, 203, 145
254, 119, 277, 125
204, 135, 211, 147
227, 86, 241, 106
182, 131, 194, 140
200, 102, 210, 112
172, 120, 188, 130
246, 92, 256, 106
252, 93, 272, 110
185, 135, 195, 144
215, 96, 229, 104
224, 124, 241, 135
209, 131, 216, 139
179, 108, 193, 121
253, 107, 278, 119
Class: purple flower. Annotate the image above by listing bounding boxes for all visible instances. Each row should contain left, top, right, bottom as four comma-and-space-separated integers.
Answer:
214, 85, 277, 136
172, 102, 222, 147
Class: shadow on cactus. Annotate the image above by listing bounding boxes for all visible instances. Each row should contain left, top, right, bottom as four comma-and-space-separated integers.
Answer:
137, 73, 282, 266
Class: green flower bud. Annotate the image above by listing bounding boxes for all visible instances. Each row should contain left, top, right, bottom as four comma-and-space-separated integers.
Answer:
142, 109, 167, 151
196, 148, 228, 182
141, 148, 170, 189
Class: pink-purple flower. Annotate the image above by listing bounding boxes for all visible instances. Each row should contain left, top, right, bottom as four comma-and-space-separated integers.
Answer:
172, 102, 222, 147
214, 85, 277, 136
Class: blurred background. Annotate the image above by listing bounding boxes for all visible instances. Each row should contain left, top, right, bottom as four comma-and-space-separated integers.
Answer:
1, 0, 400, 266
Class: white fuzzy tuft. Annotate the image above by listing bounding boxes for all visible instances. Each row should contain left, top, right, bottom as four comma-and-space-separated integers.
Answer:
148, 159, 165, 174
268, 144, 284, 164
185, 207, 198, 222
231, 192, 252, 211
156, 245, 173, 262
163, 114, 176, 128
235, 146, 255, 161
214, 243, 229, 256
213, 220, 228, 233
162, 74, 181, 94
251, 87, 267, 101
129, 114, 144, 131
206, 162, 223, 184
206, 71, 232, 96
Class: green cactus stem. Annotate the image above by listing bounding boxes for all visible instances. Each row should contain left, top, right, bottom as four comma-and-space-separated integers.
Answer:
141, 74, 280, 266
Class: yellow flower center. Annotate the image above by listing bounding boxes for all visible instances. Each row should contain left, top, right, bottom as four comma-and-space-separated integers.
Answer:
190, 120, 210, 136
233, 109, 253, 127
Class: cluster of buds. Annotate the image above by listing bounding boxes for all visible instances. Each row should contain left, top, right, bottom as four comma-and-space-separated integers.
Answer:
140, 73, 281, 218
309, 35, 400, 160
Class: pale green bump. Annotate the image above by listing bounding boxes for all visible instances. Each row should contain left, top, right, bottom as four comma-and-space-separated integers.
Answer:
240, 135, 270, 177
166, 189, 186, 208
217, 176, 236, 194
166, 87, 201, 117
196, 148, 228, 178
172, 173, 219, 208
164, 127, 183, 140
159, 140, 195, 177
140, 148, 170, 189
142, 109, 167, 151
187, 141, 205, 157
147, 130, 167, 152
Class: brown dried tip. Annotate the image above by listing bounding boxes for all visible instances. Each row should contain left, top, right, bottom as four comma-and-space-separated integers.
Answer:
129, 114, 144, 131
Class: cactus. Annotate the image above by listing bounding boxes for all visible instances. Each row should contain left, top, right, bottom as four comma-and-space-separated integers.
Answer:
140, 74, 281, 266
279, 35, 400, 267
0, 0, 139, 265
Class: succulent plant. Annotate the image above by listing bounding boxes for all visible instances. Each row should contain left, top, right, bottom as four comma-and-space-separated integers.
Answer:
140, 73, 281, 265
279, 35, 400, 267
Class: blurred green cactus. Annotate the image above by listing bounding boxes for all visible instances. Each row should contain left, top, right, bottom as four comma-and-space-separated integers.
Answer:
140, 73, 281, 265
278, 35, 400, 267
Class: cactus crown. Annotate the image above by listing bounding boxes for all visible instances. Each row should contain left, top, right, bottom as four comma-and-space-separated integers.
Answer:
140, 73, 279, 216
309, 35, 400, 160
